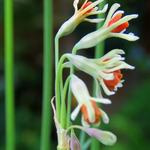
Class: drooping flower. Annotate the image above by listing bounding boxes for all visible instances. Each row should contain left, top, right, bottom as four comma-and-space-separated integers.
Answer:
69, 125, 117, 147
70, 75, 111, 127
67, 49, 135, 96
73, 3, 139, 50
81, 127, 117, 146
56, 0, 108, 38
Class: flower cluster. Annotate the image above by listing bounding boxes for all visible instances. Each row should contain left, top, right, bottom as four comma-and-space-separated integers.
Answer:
53, 0, 139, 150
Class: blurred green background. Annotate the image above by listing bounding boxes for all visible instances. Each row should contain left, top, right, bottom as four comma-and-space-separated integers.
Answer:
1, 0, 150, 149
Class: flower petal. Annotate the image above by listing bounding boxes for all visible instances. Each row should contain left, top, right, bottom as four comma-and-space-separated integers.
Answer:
90, 4, 109, 15
99, 49, 125, 62
109, 32, 139, 41
100, 109, 109, 124
71, 104, 82, 121
107, 14, 139, 32
81, 115, 90, 127
98, 70, 114, 80
70, 133, 81, 150
70, 75, 90, 104
111, 10, 124, 18
84, 18, 104, 23
83, 128, 117, 146
104, 56, 125, 66
80, 0, 104, 16
105, 62, 135, 72
100, 79, 115, 95
94, 79, 103, 98
103, 3, 121, 27
86, 102, 96, 123
73, 0, 80, 13
91, 97, 111, 104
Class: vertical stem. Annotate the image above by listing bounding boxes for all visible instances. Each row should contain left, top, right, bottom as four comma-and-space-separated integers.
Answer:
91, 1, 106, 150
40, 0, 53, 150
4, 0, 15, 150
55, 36, 59, 72
66, 48, 76, 128
55, 36, 61, 120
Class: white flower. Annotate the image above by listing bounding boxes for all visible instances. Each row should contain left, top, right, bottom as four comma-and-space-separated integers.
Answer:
70, 75, 111, 127
56, 0, 108, 38
73, 3, 139, 50
67, 49, 135, 96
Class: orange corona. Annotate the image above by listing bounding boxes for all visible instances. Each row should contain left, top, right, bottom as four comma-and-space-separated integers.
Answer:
81, 101, 101, 124
108, 13, 129, 33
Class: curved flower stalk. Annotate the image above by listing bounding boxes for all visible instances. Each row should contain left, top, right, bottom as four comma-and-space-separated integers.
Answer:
67, 49, 135, 95
73, 3, 139, 51
56, 0, 108, 38
70, 75, 111, 127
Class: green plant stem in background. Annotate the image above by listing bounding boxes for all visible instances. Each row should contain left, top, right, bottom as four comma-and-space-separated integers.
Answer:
40, 0, 53, 150
4, 0, 15, 150
91, 0, 106, 150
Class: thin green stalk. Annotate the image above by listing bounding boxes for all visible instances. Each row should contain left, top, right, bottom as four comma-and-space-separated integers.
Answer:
55, 36, 59, 72
66, 86, 72, 127
40, 0, 53, 149
91, 1, 106, 150
60, 76, 71, 128
55, 54, 68, 121
66, 48, 77, 128
4, 0, 15, 150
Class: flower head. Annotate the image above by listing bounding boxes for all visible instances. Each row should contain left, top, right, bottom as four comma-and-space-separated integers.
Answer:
67, 49, 135, 96
70, 75, 111, 127
73, 3, 139, 50
56, 0, 108, 38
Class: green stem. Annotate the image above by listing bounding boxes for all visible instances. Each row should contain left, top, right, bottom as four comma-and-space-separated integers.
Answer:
4, 0, 15, 149
55, 54, 68, 121
40, 0, 53, 150
60, 73, 71, 128
66, 48, 77, 128
91, 1, 106, 150
55, 35, 59, 72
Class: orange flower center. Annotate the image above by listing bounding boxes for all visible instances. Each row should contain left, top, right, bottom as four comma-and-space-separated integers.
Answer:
81, 100, 101, 124
104, 70, 123, 91
81, 1, 94, 14
108, 13, 129, 33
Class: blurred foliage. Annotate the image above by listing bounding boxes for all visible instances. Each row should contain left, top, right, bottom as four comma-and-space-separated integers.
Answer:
102, 79, 150, 150
1, 0, 150, 149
